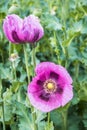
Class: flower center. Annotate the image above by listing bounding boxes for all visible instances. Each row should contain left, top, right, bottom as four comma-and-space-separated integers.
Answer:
44, 79, 57, 93
47, 83, 54, 90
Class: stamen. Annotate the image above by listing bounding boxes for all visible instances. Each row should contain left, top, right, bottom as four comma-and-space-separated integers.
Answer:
43, 79, 57, 93
47, 83, 54, 90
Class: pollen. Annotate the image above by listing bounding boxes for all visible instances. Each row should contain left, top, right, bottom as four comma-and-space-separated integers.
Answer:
43, 79, 57, 93
47, 83, 54, 90
11, 53, 17, 58
9, 53, 19, 62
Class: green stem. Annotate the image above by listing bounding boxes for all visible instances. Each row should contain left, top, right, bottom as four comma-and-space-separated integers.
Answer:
0, 79, 6, 130
9, 42, 11, 57
65, 47, 68, 69
31, 107, 38, 130
74, 61, 79, 82
12, 61, 17, 81
23, 44, 30, 84
47, 113, 50, 130
32, 45, 36, 75
31, 44, 38, 130
61, 111, 67, 130
54, 31, 60, 64
9, 42, 17, 81
2, 96, 5, 130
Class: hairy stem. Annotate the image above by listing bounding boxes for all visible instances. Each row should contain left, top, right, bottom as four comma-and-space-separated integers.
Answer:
9, 42, 11, 57
61, 111, 68, 130
47, 112, 50, 130
12, 61, 17, 81
65, 47, 68, 69
75, 61, 79, 82
32, 45, 36, 75
2, 96, 5, 130
32, 44, 38, 130
23, 44, 30, 84
0, 79, 6, 130
31, 107, 38, 130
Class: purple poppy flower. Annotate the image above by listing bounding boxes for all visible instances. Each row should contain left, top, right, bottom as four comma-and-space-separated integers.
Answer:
3, 14, 23, 43
28, 62, 73, 112
23, 15, 44, 43
3, 14, 44, 44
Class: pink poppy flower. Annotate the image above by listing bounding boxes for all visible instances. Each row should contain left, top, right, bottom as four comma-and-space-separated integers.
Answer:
3, 14, 44, 44
3, 14, 23, 43
23, 15, 44, 43
28, 62, 73, 112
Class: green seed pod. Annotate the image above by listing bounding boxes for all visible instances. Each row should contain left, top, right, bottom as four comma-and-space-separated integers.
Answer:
8, 4, 20, 14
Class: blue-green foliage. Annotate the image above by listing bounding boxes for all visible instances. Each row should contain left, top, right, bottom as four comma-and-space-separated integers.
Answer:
0, 0, 87, 130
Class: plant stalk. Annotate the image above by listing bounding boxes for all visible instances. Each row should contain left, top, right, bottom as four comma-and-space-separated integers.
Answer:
32, 45, 36, 75
75, 61, 79, 82
47, 112, 50, 130
2, 96, 5, 130
0, 79, 6, 130
32, 44, 38, 130
12, 61, 17, 81
61, 111, 67, 130
23, 44, 30, 84
9, 42, 11, 57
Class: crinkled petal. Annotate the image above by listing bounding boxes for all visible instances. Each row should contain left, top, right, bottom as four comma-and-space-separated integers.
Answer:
28, 74, 62, 112
27, 15, 40, 23
3, 14, 23, 43
35, 62, 72, 85
28, 90, 62, 112
23, 15, 44, 43
3, 14, 44, 44
62, 85, 73, 106
28, 76, 44, 93
35, 62, 56, 75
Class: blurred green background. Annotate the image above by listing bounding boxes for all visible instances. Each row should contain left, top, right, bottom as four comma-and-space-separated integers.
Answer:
0, 0, 87, 130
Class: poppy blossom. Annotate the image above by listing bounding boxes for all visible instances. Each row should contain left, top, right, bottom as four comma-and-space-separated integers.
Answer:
3, 14, 44, 44
28, 62, 73, 112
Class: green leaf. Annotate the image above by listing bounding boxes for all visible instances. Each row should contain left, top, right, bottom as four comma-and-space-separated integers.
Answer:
11, 81, 25, 93
0, 63, 10, 80
0, 99, 3, 105
78, 82, 87, 101
14, 101, 33, 130
36, 110, 46, 123
45, 121, 54, 130
82, 107, 87, 128
50, 110, 62, 126
43, 14, 62, 31
62, 31, 80, 46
